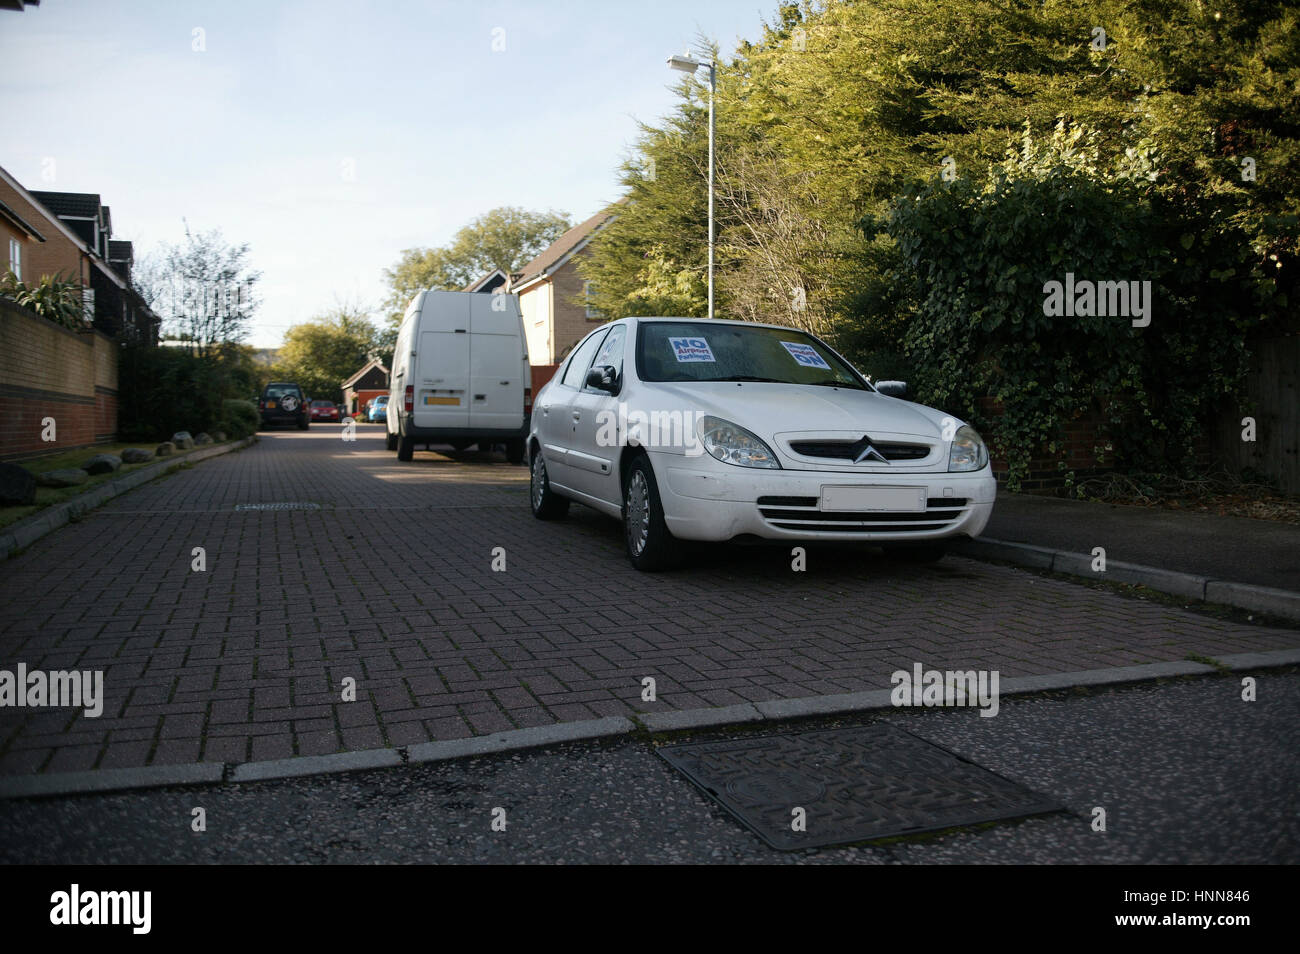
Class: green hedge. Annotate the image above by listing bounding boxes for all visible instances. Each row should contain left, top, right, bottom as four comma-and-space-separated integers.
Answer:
220, 399, 259, 440
875, 137, 1277, 490
118, 344, 245, 442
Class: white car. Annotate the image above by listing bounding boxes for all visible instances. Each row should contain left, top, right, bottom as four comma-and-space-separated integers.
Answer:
529, 317, 995, 571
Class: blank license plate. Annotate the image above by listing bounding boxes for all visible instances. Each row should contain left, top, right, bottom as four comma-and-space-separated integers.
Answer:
424, 396, 460, 406
820, 486, 926, 512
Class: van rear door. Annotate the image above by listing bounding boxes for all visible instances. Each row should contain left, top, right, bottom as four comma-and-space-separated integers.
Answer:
467, 294, 524, 433
412, 292, 470, 429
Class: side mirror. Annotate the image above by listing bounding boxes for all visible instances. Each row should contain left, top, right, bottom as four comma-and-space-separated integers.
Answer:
585, 365, 619, 394
875, 380, 908, 399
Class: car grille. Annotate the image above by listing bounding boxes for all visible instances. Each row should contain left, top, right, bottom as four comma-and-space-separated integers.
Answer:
787, 440, 931, 462
756, 496, 968, 533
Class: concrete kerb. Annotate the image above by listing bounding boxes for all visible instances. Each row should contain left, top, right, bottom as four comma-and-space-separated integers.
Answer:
3, 651, 1297, 800
953, 537, 1300, 622
0, 437, 255, 561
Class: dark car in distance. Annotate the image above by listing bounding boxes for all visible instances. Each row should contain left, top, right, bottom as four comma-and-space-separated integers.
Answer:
260, 382, 309, 430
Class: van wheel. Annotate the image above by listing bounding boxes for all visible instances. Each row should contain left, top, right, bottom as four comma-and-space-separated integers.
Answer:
505, 438, 525, 465
530, 450, 569, 520
386, 431, 398, 451
623, 455, 682, 571
397, 435, 414, 462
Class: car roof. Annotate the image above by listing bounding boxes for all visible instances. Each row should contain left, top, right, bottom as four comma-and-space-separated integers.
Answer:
619, 316, 818, 334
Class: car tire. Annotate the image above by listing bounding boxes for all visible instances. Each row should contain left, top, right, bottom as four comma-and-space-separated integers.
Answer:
883, 543, 947, 564
386, 431, 398, 451
529, 449, 569, 520
397, 434, 414, 462
505, 437, 525, 465
622, 454, 683, 571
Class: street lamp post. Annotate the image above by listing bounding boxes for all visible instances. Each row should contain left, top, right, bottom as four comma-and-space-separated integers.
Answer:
667, 52, 715, 320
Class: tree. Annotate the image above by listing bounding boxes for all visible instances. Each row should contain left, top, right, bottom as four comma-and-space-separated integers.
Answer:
275, 304, 380, 401
136, 225, 262, 357
380, 207, 572, 324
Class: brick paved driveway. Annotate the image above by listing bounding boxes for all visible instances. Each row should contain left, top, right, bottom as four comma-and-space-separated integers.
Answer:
1, 426, 1295, 776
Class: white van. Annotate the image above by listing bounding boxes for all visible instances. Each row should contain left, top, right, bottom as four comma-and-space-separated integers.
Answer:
386, 289, 531, 464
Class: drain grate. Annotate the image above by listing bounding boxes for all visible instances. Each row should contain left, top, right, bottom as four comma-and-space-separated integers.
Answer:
234, 502, 322, 511
659, 723, 1063, 850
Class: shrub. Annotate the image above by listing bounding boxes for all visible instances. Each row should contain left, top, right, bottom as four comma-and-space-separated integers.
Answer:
874, 123, 1279, 490
220, 399, 259, 439
1, 271, 87, 329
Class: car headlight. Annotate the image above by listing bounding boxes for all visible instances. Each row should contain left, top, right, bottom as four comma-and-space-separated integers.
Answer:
698, 415, 781, 469
948, 424, 989, 472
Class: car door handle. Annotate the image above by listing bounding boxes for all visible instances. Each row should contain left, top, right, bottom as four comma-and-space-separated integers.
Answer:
572, 411, 581, 421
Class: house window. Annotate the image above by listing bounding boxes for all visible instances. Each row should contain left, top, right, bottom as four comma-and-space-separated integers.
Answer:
7, 239, 20, 281
584, 281, 599, 319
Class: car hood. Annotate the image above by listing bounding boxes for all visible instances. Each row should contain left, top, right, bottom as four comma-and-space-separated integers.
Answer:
639, 382, 955, 440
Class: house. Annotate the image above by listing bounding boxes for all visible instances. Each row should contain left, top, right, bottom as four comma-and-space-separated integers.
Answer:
341, 358, 390, 416
0, 164, 158, 457
510, 211, 613, 365
462, 269, 509, 294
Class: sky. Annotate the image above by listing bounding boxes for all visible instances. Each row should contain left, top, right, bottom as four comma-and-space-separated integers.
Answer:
0, 0, 773, 348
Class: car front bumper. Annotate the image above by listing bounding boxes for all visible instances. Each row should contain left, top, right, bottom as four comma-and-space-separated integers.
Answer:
654, 452, 995, 543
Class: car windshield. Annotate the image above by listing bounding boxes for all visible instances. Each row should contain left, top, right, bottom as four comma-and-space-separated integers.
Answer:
635, 321, 869, 389
374, 396, 388, 405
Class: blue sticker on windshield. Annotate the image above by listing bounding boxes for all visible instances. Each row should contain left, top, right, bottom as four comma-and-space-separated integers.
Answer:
668, 336, 716, 363
781, 341, 831, 369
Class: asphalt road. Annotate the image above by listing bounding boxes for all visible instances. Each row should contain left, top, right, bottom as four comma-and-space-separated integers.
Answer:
2, 669, 1295, 864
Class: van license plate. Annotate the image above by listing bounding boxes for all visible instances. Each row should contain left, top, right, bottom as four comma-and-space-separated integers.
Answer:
819, 486, 925, 512
424, 396, 459, 406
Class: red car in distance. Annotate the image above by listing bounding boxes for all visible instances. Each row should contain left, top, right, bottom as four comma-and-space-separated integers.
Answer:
310, 400, 341, 422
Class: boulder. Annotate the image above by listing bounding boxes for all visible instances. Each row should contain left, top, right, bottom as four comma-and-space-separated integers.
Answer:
155, 442, 175, 457
194, 432, 213, 445
211, 430, 227, 442
36, 468, 89, 488
82, 454, 122, 475
171, 431, 194, 449
121, 448, 153, 464
0, 462, 37, 505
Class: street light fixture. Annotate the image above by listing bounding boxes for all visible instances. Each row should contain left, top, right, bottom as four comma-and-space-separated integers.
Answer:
667, 50, 716, 320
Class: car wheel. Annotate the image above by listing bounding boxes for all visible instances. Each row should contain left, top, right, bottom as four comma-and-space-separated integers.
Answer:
397, 434, 414, 462
505, 437, 525, 465
386, 431, 398, 451
622, 455, 682, 571
883, 543, 947, 564
529, 449, 569, 520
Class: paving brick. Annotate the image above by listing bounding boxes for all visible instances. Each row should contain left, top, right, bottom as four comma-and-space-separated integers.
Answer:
2, 430, 1295, 780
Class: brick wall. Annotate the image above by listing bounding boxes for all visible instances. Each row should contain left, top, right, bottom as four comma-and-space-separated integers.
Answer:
0, 298, 118, 458
0, 179, 90, 288
978, 396, 1109, 493
551, 254, 602, 361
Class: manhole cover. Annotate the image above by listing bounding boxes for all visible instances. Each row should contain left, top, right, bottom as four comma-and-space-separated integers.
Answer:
234, 502, 322, 511
659, 723, 1062, 850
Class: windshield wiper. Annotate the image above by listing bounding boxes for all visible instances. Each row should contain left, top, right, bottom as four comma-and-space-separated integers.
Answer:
702, 375, 786, 383
805, 378, 866, 389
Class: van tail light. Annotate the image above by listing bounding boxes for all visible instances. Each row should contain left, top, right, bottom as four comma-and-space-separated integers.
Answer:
524, 386, 532, 414
404, 385, 413, 413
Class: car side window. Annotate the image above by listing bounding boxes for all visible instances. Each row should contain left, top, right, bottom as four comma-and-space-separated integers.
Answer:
583, 325, 626, 391
560, 329, 609, 389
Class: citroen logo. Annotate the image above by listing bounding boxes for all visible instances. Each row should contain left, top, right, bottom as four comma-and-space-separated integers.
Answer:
851, 435, 889, 464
